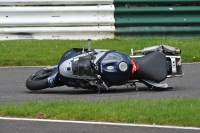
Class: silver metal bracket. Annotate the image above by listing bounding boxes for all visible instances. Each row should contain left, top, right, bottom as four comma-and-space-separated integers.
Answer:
170, 57, 177, 74
166, 55, 182, 77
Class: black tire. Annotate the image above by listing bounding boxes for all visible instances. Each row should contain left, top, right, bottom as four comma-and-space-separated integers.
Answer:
26, 69, 52, 91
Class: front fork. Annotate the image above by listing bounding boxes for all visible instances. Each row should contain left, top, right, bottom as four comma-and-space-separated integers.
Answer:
43, 65, 63, 88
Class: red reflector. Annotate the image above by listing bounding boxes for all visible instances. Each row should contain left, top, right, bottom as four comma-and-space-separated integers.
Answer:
131, 60, 139, 74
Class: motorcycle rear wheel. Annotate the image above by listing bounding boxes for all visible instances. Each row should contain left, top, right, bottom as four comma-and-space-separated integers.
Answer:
26, 69, 52, 91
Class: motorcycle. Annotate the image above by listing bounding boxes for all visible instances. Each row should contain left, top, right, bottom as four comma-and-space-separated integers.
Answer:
26, 39, 183, 92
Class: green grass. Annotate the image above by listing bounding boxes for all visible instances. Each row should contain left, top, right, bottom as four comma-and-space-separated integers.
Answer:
1, 38, 200, 127
0, 37, 200, 66
0, 98, 200, 127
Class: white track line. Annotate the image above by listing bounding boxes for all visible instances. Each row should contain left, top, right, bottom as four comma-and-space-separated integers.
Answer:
0, 117, 200, 130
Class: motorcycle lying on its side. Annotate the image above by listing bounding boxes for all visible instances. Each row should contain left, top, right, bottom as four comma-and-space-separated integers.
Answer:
26, 39, 183, 92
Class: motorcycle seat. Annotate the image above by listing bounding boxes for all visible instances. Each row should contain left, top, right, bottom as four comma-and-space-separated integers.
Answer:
133, 51, 167, 82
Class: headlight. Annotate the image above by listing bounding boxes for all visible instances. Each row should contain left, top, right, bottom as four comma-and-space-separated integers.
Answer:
119, 62, 128, 72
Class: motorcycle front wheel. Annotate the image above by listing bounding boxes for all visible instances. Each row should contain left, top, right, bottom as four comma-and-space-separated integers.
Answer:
26, 69, 52, 91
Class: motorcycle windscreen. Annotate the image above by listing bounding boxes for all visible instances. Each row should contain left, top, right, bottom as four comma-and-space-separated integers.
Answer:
98, 51, 132, 85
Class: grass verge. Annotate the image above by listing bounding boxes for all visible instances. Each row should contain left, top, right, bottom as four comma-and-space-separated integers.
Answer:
0, 38, 199, 127
0, 98, 200, 127
0, 37, 200, 66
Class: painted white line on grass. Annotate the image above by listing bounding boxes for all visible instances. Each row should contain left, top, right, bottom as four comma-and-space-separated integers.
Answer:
0, 117, 200, 130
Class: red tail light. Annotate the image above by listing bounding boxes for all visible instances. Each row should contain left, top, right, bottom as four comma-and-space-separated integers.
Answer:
131, 60, 139, 74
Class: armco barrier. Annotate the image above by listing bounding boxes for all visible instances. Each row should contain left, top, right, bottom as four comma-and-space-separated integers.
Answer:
0, 0, 113, 5
0, 0, 200, 40
0, 27, 115, 40
114, 0, 200, 37
114, 0, 200, 4
0, 6, 114, 27
0, 1, 115, 40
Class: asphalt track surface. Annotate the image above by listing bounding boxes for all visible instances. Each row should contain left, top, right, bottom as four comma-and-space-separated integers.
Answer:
0, 63, 200, 133
1, 117, 200, 133
0, 63, 200, 103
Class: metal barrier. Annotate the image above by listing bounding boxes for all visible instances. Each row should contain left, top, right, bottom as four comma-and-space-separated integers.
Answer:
114, 0, 200, 37
0, 0, 113, 5
1, 0, 200, 40
0, 1, 115, 40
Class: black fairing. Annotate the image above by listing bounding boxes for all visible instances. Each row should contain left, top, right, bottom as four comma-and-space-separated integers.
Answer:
58, 48, 96, 89
58, 48, 82, 66
58, 48, 82, 87
132, 51, 167, 82
98, 51, 132, 85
